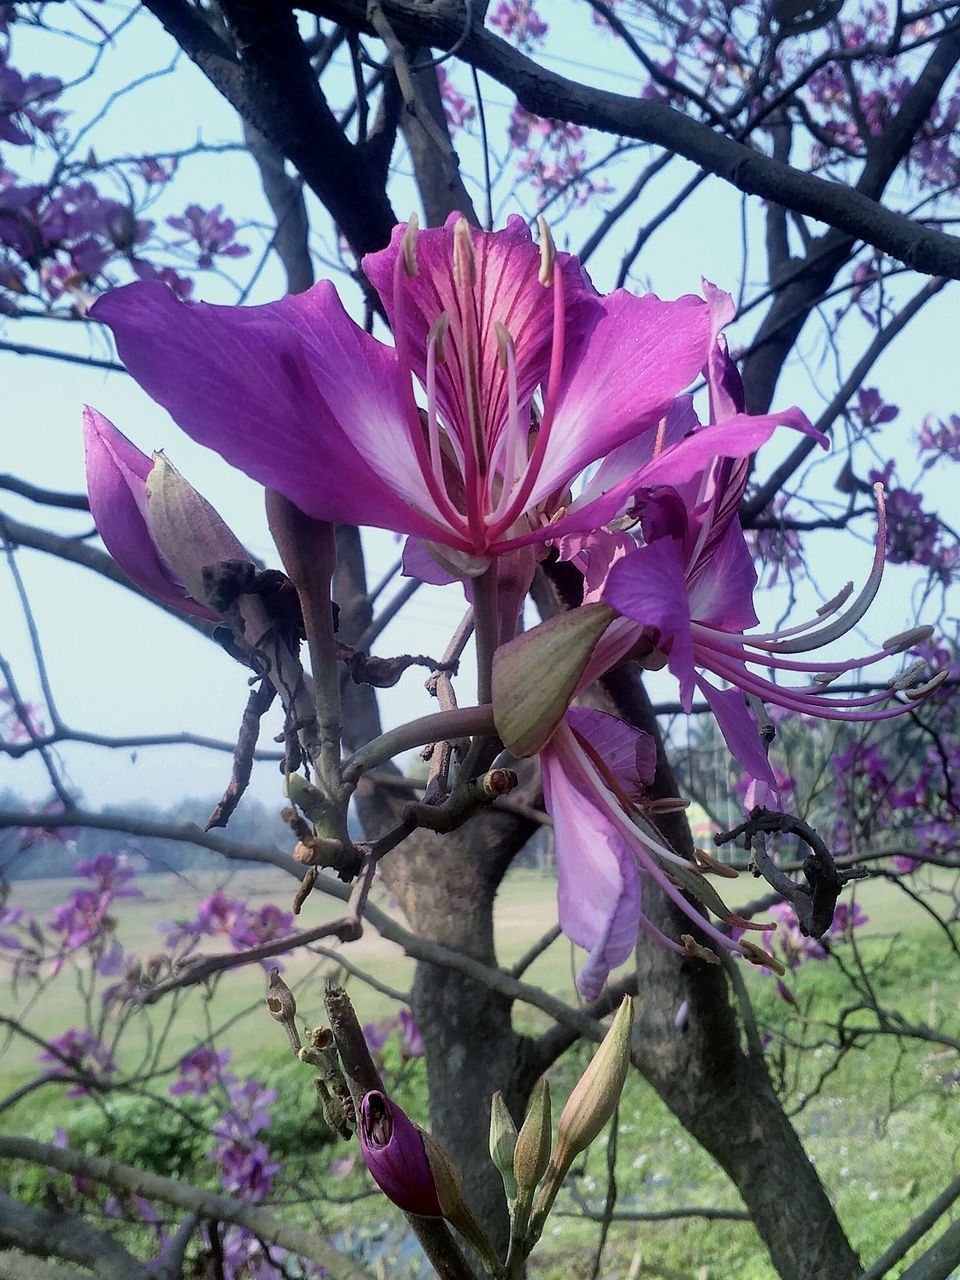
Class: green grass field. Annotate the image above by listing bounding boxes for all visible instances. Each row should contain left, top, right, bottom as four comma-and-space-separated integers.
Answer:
1, 863, 958, 1278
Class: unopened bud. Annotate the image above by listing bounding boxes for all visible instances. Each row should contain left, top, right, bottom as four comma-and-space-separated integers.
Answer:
531, 998, 633, 1237
489, 1090, 518, 1203
554, 996, 632, 1165
513, 1078, 551, 1195
145, 451, 252, 611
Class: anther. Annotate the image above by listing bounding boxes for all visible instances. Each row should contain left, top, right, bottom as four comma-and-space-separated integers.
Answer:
428, 311, 451, 364
494, 319, 515, 371
453, 217, 476, 287
401, 214, 419, 278
537, 214, 556, 286
883, 624, 934, 653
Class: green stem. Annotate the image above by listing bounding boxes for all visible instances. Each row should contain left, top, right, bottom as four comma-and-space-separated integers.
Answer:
471, 563, 499, 706
341, 705, 496, 784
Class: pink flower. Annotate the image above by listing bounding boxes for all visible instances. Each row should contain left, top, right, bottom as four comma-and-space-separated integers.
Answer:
91, 215, 719, 584
358, 1090, 442, 1217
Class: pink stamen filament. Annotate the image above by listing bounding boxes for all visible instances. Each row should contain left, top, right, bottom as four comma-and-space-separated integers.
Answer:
485, 261, 566, 541
689, 622, 901, 676
391, 247, 469, 539
488, 330, 523, 526
698, 646, 910, 722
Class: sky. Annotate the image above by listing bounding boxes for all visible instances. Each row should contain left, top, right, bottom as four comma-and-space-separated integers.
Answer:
1, 2, 958, 819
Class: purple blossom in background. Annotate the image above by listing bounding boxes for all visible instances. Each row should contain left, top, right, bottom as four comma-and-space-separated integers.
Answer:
398, 1008, 424, 1059
829, 902, 869, 936
170, 1045, 234, 1097
166, 203, 249, 269
919, 412, 960, 468
0, 53, 63, 146
746, 494, 804, 588
435, 66, 475, 131
217, 1079, 278, 1139
214, 1139, 280, 1201
40, 1029, 116, 1097
892, 855, 921, 874
0, 905, 23, 950
852, 387, 898, 430
488, 0, 548, 47
0, 686, 44, 742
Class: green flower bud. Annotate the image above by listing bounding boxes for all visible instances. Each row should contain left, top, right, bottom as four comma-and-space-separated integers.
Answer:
533, 997, 633, 1234
488, 1090, 519, 1203
513, 1078, 552, 1195
555, 995, 633, 1163
492, 603, 616, 756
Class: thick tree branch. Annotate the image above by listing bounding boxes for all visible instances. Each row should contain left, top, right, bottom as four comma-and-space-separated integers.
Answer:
0, 1186, 151, 1280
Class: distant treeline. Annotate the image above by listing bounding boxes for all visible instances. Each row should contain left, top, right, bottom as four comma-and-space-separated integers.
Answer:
0, 789, 294, 881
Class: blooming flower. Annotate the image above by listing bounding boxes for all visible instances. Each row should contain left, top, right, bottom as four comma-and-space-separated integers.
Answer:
92, 214, 729, 586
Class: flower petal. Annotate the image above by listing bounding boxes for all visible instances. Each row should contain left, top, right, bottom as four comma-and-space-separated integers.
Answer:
695, 675, 778, 800
567, 705, 657, 792
525, 291, 714, 505
92, 281, 454, 541
603, 538, 697, 708
686, 516, 758, 633
542, 724, 641, 1000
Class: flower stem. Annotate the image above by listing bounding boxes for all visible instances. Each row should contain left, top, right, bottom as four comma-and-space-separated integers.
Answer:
472, 563, 499, 705
341, 705, 496, 784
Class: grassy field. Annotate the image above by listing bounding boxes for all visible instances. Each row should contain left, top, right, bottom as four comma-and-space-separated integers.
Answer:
1, 863, 958, 1278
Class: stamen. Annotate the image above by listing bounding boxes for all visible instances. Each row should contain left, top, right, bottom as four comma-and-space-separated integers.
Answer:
883, 625, 934, 653
487, 322, 521, 517
889, 660, 929, 691
653, 416, 667, 458
767, 486, 887, 654
537, 215, 556, 286
905, 670, 949, 699
453, 216, 476, 287
400, 215, 419, 278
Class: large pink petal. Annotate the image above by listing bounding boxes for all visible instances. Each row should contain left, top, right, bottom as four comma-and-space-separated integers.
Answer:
686, 516, 758, 632
82, 407, 214, 619
363, 214, 598, 458
695, 675, 778, 798
524, 291, 714, 505
603, 538, 697, 708
542, 724, 641, 999
92, 282, 455, 542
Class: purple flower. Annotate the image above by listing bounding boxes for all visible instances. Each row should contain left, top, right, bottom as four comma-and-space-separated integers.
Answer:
892, 855, 921, 874
40, 1029, 116, 1096
170, 1045, 233, 1097
166, 203, 249, 269
0, 906, 23, 951
358, 1090, 442, 1217
830, 902, 869, 936
92, 215, 719, 583
398, 1008, 424, 1059
215, 1139, 280, 1201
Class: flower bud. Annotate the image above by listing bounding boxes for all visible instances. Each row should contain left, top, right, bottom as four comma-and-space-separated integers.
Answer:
357, 1090, 442, 1218
145, 450, 253, 612
554, 996, 632, 1165
82, 407, 216, 620
488, 1090, 519, 1203
492, 603, 616, 756
513, 1078, 552, 1195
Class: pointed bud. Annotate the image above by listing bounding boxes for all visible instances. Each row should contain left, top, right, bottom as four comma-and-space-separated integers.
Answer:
492, 603, 617, 757
488, 1091, 518, 1203
357, 1091, 442, 1217
145, 451, 252, 611
554, 997, 632, 1167
82, 407, 217, 620
513, 1078, 551, 1195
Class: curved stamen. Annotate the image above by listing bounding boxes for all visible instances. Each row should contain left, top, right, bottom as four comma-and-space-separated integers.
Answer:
487, 322, 524, 524
768, 485, 887, 654
485, 218, 567, 540
746, 581, 855, 646
391, 221, 468, 537
690, 622, 907, 676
